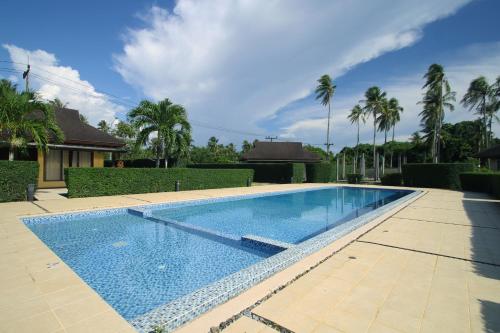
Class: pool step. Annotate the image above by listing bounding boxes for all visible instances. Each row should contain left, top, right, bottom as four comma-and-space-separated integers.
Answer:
241, 235, 294, 252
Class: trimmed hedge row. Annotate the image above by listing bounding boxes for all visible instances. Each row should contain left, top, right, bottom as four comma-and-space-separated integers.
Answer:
459, 172, 500, 198
0, 161, 39, 202
188, 163, 305, 183
347, 174, 363, 184
402, 163, 473, 190
65, 168, 254, 198
381, 173, 403, 186
305, 163, 335, 183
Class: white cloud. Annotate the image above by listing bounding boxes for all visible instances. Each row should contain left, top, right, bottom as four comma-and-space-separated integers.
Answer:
114, 0, 470, 144
3, 44, 125, 125
282, 42, 500, 151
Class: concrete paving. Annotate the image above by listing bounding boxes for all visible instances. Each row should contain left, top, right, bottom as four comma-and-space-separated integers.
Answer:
1, 184, 499, 333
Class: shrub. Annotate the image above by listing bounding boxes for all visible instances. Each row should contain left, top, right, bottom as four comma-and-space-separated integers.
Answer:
402, 163, 473, 190
381, 173, 403, 186
305, 163, 335, 183
65, 168, 254, 198
0, 161, 39, 202
347, 173, 363, 184
459, 172, 500, 198
188, 163, 304, 183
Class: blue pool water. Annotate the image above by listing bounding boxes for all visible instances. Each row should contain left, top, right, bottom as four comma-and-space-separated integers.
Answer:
26, 213, 274, 320
153, 187, 408, 244
24, 187, 410, 324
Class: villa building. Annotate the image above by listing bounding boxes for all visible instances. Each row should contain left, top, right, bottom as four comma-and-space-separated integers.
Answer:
0, 108, 125, 188
477, 144, 500, 170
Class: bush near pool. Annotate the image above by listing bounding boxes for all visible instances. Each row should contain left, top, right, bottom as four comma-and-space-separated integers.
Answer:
381, 173, 403, 186
305, 163, 336, 183
347, 173, 363, 184
0, 160, 39, 202
402, 163, 473, 190
64, 167, 254, 198
459, 172, 500, 198
188, 163, 305, 183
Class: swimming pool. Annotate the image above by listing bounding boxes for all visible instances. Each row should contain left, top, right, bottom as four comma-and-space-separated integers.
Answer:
24, 186, 417, 332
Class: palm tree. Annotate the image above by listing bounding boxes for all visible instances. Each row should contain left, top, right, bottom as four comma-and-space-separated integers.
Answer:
461, 76, 491, 149
79, 113, 89, 124
421, 64, 455, 163
347, 104, 365, 172
128, 98, 191, 168
388, 98, 403, 142
315, 75, 336, 156
49, 98, 68, 109
0, 80, 63, 160
361, 86, 386, 175
377, 98, 391, 144
97, 120, 111, 133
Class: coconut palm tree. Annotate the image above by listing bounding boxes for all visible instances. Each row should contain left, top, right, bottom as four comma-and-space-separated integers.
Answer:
388, 98, 403, 142
0, 80, 63, 160
377, 98, 391, 144
421, 64, 455, 163
97, 120, 111, 133
461, 76, 491, 149
315, 75, 336, 156
129, 98, 191, 168
49, 98, 68, 109
361, 86, 386, 175
348, 104, 365, 172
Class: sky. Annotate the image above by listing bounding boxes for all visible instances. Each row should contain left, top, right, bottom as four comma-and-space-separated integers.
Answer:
1, 0, 499, 152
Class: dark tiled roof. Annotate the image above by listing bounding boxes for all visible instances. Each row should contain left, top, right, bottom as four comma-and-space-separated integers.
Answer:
477, 145, 500, 158
241, 141, 321, 162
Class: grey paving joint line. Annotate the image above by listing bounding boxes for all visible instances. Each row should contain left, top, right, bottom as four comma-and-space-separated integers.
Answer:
356, 240, 500, 267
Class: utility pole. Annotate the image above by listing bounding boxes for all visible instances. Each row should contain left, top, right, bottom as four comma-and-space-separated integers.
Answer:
265, 136, 278, 142
22, 57, 30, 92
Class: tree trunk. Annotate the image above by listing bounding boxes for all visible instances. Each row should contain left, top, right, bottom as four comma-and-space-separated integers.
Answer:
326, 102, 331, 155
354, 121, 360, 174
156, 132, 161, 168
372, 111, 376, 174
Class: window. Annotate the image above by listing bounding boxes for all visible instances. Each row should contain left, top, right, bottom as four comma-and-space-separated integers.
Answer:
79, 151, 92, 167
45, 149, 63, 181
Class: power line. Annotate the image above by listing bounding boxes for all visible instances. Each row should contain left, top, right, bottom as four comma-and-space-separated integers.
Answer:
0, 62, 326, 146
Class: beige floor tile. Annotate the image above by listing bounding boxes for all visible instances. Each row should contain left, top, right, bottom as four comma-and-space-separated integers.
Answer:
2, 310, 63, 333
62, 310, 135, 333
52, 295, 113, 327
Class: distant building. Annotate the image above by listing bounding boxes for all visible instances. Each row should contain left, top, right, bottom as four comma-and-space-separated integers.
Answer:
241, 141, 321, 163
0, 108, 125, 188
477, 145, 500, 171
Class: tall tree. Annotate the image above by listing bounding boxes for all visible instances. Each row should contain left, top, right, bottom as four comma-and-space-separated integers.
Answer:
347, 104, 365, 172
361, 86, 386, 173
315, 75, 336, 156
129, 98, 191, 168
388, 98, 403, 142
48, 98, 68, 109
377, 98, 391, 144
461, 76, 491, 149
420, 64, 455, 163
0, 80, 63, 160
79, 113, 89, 124
97, 120, 111, 133
241, 140, 253, 154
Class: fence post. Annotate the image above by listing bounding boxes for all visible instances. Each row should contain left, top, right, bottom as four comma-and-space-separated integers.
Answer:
175, 180, 180, 192
381, 154, 385, 176
342, 153, 346, 180
336, 158, 339, 181
375, 153, 379, 181
361, 153, 365, 178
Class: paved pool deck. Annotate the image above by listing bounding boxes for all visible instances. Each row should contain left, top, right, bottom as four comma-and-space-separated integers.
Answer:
1, 184, 499, 332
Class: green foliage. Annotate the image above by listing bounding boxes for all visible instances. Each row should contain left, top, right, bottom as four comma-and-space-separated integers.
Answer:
188, 163, 305, 183
190, 137, 240, 163
459, 172, 500, 198
0, 161, 39, 202
0, 80, 64, 158
305, 163, 335, 183
347, 173, 363, 184
402, 163, 473, 190
381, 173, 403, 186
65, 168, 253, 198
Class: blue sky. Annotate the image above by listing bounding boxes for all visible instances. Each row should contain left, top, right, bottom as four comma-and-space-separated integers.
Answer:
1, 0, 499, 150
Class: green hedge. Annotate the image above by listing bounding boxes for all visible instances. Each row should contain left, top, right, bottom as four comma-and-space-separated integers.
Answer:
381, 173, 403, 186
65, 168, 254, 198
402, 163, 473, 190
305, 163, 335, 183
0, 161, 39, 202
188, 163, 304, 183
347, 173, 363, 184
459, 172, 500, 198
